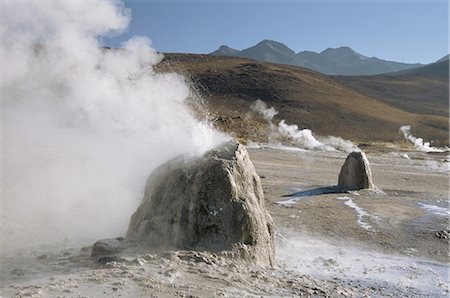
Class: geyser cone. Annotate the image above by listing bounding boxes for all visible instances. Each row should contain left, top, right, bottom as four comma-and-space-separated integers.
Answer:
338, 151, 374, 190
126, 140, 276, 267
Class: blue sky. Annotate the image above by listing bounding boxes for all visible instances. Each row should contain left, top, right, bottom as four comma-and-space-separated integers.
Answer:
105, 0, 449, 64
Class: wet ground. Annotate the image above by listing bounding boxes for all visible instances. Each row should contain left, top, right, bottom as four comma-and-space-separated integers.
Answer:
248, 146, 449, 263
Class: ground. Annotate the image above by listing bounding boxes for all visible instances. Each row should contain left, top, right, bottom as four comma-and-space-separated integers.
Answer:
1, 144, 448, 297
249, 146, 449, 263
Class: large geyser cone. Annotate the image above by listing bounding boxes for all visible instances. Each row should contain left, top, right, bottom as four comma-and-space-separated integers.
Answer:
126, 140, 275, 267
338, 151, 374, 190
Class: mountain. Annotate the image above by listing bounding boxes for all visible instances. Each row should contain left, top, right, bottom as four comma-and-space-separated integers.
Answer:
319, 46, 369, 65
157, 54, 448, 147
314, 47, 423, 75
333, 56, 449, 117
437, 54, 449, 63
210, 45, 240, 56
239, 40, 296, 65
393, 59, 449, 78
210, 40, 423, 75
293, 50, 337, 74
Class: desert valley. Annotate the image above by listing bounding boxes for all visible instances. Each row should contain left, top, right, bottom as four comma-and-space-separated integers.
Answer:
1, 1, 449, 297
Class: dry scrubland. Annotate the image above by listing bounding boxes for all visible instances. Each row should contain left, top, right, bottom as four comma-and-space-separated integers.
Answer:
158, 54, 448, 147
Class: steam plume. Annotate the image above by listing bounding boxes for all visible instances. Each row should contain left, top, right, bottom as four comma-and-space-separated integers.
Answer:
0, 1, 226, 251
250, 99, 278, 122
399, 125, 446, 153
250, 99, 358, 152
277, 120, 333, 151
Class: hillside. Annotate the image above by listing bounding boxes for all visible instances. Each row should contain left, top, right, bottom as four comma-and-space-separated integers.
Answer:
334, 59, 449, 117
158, 54, 448, 147
210, 40, 423, 76
394, 59, 449, 78
437, 54, 449, 63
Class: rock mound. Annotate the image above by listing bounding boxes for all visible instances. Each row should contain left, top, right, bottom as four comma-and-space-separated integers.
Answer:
126, 140, 275, 267
91, 237, 126, 258
338, 151, 374, 190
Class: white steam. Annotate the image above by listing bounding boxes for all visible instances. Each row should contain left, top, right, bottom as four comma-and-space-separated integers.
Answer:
320, 135, 361, 153
0, 1, 226, 251
250, 99, 278, 122
250, 99, 358, 152
399, 125, 446, 153
277, 120, 333, 151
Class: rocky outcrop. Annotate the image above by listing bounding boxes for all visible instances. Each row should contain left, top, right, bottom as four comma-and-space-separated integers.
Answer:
91, 237, 126, 258
338, 151, 374, 190
126, 140, 275, 267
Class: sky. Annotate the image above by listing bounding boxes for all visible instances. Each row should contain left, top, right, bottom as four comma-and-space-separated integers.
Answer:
104, 0, 449, 64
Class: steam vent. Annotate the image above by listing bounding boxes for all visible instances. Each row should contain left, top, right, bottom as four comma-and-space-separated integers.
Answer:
126, 140, 275, 267
338, 151, 374, 190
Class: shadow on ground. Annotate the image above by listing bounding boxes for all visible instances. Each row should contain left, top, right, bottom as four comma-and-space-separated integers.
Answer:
281, 186, 346, 198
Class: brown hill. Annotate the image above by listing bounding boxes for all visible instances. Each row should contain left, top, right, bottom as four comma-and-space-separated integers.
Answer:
157, 54, 449, 147
333, 60, 449, 117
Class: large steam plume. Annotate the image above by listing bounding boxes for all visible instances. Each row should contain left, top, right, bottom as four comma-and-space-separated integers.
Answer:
0, 1, 226, 251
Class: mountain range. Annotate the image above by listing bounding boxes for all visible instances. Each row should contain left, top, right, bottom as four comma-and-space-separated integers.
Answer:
210, 40, 441, 76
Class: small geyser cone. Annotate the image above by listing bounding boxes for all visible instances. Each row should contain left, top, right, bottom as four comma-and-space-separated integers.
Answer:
126, 140, 276, 267
338, 151, 374, 190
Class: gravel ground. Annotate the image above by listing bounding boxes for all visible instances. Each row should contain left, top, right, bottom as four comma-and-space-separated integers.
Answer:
1, 145, 449, 297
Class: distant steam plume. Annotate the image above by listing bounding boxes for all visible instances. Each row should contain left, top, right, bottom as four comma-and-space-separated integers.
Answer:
277, 120, 333, 151
250, 99, 278, 122
0, 1, 226, 251
250, 99, 358, 152
399, 125, 446, 153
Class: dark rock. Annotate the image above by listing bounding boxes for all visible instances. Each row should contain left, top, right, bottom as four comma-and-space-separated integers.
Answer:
95, 255, 122, 265
91, 237, 125, 258
338, 151, 374, 190
435, 229, 449, 239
